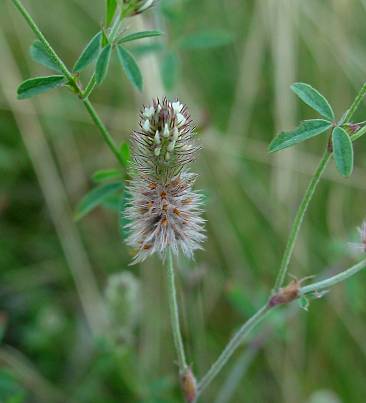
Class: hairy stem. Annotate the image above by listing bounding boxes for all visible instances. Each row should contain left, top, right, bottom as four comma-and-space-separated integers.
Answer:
273, 150, 331, 290
197, 305, 270, 396
343, 81, 366, 123
166, 250, 188, 374
11, 0, 124, 168
300, 258, 366, 296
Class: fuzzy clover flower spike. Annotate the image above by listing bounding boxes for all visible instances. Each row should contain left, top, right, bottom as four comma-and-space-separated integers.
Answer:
124, 98, 206, 265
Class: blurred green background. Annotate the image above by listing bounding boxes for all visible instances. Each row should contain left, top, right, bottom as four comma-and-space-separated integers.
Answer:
1, 0, 366, 402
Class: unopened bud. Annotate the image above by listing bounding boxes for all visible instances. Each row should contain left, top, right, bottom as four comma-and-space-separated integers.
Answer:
180, 368, 197, 403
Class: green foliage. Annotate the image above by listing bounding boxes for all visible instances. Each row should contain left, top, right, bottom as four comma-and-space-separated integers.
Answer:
92, 169, 122, 183
105, 0, 118, 26
119, 30, 163, 43
17, 75, 66, 99
73, 32, 102, 72
291, 82, 335, 121
30, 40, 62, 73
119, 143, 130, 166
95, 44, 112, 85
116, 46, 143, 91
0, 370, 26, 403
269, 119, 332, 152
332, 127, 354, 177
74, 182, 123, 221
179, 29, 234, 49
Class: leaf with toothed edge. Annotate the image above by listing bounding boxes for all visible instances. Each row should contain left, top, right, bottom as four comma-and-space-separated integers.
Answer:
269, 119, 332, 152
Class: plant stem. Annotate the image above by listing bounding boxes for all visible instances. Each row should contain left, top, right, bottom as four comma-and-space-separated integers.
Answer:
273, 150, 331, 291
11, 0, 76, 86
11, 0, 124, 169
300, 258, 366, 296
197, 304, 270, 397
82, 99, 125, 166
343, 81, 366, 123
166, 250, 188, 374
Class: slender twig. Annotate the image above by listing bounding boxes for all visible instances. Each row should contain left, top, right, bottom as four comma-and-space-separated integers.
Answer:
197, 305, 270, 396
273, 150, 331, 291
166, 249, 188, 374
300, 258, 366, 296
343, 81, 366, 123
11, 0, 124, 168
197, 78, 366, 397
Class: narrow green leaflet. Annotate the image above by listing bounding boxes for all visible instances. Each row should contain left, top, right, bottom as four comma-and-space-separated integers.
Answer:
105, 0, 117, 26
119, 30, 163, 43
179, 29, 233, 49
119, 143, 130, 166
95, 44, 112, 85
117, 46, 143, 91
92, 169, 122, 183
30, 40, 62, 73
73, 32, 102, 72
74, 182, 123, 221
332, 127, 354, 177
291, 82, 335, 121
269, 119, 332, 153
17, 75, 66, 100
161, 51, 179, 91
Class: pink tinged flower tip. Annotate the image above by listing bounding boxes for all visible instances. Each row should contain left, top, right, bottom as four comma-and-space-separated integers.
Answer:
124, 98, 205, 264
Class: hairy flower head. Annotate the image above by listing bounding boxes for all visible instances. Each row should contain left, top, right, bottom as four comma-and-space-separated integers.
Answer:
125, 98, 205, 264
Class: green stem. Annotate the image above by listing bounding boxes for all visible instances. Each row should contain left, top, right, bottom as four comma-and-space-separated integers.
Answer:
273, 150, 331, 291
166, 250, 187, 374
11, 0, 124, 168
197, 304, 270, 397
11, 0, 76, 86
82, 99, 125, 166
343, 81, 366, 123
300, 258, 366, 296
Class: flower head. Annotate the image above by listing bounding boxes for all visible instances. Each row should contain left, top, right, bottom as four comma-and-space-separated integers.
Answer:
124, 98, 205, 264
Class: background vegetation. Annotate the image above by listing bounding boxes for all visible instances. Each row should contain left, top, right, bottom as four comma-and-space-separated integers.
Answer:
1, 0, 366, 402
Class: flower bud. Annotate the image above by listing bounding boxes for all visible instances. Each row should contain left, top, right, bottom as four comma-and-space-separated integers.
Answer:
122, 0, 156, 16
180, 367, 197, 403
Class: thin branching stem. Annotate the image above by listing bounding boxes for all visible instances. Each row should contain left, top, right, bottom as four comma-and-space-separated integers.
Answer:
343, 81, 366, 123
166, 250, 188, 374
300, 258, 366, 295
11, 0, 124, 168
273, 150, 331, 291
197, 80, 366, 397
197, 305, 270, 397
